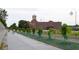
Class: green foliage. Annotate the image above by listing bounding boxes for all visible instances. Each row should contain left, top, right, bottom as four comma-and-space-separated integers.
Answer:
78, 31, 79, 36
61, 24, 68, 40
67, 26, 72, 36
21, 28, 25, 32
0, 19, 7, 27
18, 28, 22, 32
9, 23, 17, 31
37, 28, 43, 37
19, 31, 79, 50
74, 31, 79, 36
18, 20, 30, 29
26, 28, 31, 34
0, 8, 8, 27
48, 28, 53, 39
32, 28, 35, 34
0, 8, 8, 20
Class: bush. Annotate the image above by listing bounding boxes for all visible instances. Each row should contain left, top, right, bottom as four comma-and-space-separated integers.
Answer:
32, 28, 35, 34
67, 26, 72, 36
37, 28, 43, 37
61, 24, 68, 40
26, 28, 31, 34
22, 28, 26, 32
48, 28, 53, 40
75, 31, 79, 36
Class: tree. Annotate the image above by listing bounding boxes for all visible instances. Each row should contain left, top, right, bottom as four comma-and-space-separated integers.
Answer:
61, 24, 68, 40
32, 28, 35, 34
48, 28, 53, 40
9, 23, 17, 31
0, 8, 8, 27
37, 28, 43, 37
0, 19, 7, 27
18, 20, 30, 29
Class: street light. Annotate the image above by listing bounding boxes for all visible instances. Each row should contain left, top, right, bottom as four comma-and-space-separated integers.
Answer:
70, 10, 77, 26
70, 10, 78, 31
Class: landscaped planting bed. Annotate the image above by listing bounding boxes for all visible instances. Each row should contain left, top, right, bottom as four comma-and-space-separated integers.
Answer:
18, 32, 79, 50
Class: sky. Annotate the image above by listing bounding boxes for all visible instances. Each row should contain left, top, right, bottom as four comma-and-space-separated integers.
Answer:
5, 8, 79, 27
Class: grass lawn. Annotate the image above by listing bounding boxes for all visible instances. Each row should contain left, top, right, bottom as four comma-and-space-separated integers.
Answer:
18, 32, 79, 50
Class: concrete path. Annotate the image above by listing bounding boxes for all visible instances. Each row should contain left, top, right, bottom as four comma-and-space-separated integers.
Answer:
7, 31, 60, 50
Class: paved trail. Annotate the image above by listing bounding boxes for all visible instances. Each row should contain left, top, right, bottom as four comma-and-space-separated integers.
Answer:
7, 31, 60, 50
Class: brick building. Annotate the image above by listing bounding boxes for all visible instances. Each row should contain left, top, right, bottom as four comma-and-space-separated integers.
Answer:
30, 15, 62, 30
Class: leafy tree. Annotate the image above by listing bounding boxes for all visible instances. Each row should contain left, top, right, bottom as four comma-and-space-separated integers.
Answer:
37, 28, 43, 37
61, 24, 68, 40
48, 28, 53, 40
0, 19, 7, 27
0, 8, 7, 20
0, 8, 8, 27
32, 28, 35, 34
9, 23, 17, 31
18, 20, 29, 29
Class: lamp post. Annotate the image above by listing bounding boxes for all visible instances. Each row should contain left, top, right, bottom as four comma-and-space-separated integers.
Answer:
74, 11, 77, 26
70, 10, 77, 26
70, 10, 78, 37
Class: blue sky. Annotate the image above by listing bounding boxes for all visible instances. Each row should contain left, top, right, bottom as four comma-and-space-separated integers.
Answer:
5, 8, 79, 26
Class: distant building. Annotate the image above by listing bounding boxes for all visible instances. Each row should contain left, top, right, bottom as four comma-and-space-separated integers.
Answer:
30, 15, 62, 30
